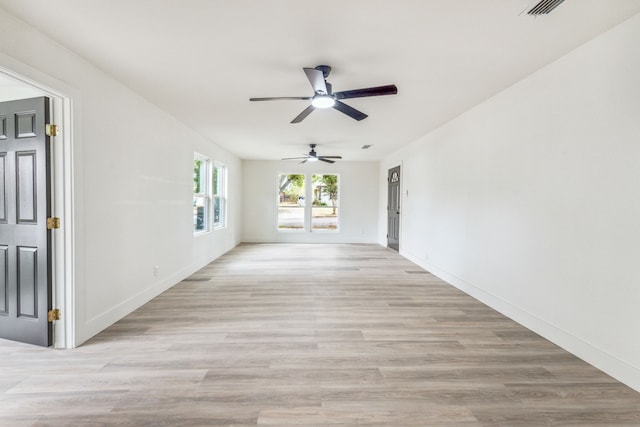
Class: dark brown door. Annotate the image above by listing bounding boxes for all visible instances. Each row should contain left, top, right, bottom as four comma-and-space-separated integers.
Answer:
0, 97, 52, 346
387, 166, 400, 251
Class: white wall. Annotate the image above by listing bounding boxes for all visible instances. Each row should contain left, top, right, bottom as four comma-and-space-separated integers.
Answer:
379, 14, 640, 391
0, 10, 242, 346
0, 73, 42, 100
243, 160, 378, 243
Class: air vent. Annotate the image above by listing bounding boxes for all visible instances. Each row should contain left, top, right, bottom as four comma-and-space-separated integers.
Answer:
527, 0, 566, 15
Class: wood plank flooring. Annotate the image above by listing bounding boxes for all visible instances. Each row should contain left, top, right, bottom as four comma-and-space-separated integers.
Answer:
2, 243, 640, 426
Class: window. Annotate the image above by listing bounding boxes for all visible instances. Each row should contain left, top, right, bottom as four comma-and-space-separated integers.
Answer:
312, 174, 339, 231
193, 154, 211, 233
277, 173, 339, 232
213, 162, 227, 229
278, 173, 305, 230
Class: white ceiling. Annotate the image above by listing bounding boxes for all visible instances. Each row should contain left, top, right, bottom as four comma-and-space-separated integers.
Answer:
1, 0, 639, 161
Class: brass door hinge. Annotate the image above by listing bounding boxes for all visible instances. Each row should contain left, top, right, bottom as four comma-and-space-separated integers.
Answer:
47, 217, 61, 229
45, 124, 58, 137
48, 309, 61, 322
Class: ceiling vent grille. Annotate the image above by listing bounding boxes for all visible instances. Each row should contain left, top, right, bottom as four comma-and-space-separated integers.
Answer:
527, 0, 566, 15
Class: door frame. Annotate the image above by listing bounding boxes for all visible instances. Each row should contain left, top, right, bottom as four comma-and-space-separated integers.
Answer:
1, 58, 77, 348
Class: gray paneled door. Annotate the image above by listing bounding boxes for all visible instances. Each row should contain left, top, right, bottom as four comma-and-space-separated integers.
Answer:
387, 166, 400, 251
0, 97, 52, 346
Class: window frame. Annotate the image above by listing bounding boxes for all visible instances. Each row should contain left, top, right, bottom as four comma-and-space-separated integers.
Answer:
311, 173, 340, 233
276, 173, 340, 233
213, 161, 227, 229
193, 153, 212, 235
277, 173, 306, 232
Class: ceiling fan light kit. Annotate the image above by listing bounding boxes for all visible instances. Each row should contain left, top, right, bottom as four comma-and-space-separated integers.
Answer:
311, 95, 336, 109
250, 65, 397, 123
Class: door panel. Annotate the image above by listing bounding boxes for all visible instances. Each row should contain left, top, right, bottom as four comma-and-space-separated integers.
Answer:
0, 97, 52, 346
0, 245, 7, 313
18, 246, 38, 318
16, 111, 37, 138
387, 166, 400, 251
17, 151, 37, 223
0, 154, 6, 221
0, 115, 7, 139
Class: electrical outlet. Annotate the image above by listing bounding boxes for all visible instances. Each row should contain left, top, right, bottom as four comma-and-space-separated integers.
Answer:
153, 266, 159, 277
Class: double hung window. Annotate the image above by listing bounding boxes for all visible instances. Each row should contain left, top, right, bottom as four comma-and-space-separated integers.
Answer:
213, 163, 227, 229
193, 154, 211, 233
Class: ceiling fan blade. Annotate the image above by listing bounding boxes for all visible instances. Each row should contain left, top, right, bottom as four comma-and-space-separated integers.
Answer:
282, 156, 308, 160
319, 156, 342, 159
250, 96, 311, 101
303, 68, 329, 95
291, 105, 315, 123
300, 159, 308, 164
319, 158, 335, 164
334, 84, 398, 100
333, 101, 368, 121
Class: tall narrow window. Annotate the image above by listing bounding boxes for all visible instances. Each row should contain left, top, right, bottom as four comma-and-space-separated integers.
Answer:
193, 154, 211, 233
213, 162, 227, 229
312, 174, 339, 231
278, 173, 305, 230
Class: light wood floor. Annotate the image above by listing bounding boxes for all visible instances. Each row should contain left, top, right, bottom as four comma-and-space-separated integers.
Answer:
2, 243, 640, 426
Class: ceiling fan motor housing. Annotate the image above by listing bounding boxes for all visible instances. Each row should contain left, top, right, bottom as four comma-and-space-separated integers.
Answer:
315, 65, 332, 78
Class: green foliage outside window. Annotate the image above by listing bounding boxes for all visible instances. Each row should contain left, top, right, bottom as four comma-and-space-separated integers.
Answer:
194, 160, 202, 193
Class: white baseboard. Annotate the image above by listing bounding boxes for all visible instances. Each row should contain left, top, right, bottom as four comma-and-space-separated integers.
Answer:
401, 250, 640, 393
77, 247, 235, 346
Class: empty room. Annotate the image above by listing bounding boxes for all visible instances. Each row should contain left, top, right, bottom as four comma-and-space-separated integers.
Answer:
1, 0, 640, 425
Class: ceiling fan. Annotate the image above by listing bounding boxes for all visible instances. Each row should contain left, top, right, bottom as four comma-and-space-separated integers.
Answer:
282, 144, 342, 164
250, 65, 397, 123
